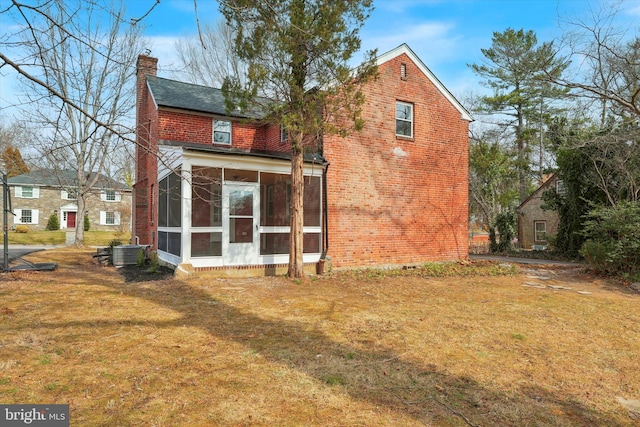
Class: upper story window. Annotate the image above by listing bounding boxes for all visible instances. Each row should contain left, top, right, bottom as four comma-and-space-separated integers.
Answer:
16, 186, 39, 198
400, 63, 407, 80
62, 189, 77, 200
213, 120, 232, 145
556, 179, 566, 196
280, 125, 288, 143
100, 190, 120, 202
396, 101, 413, 138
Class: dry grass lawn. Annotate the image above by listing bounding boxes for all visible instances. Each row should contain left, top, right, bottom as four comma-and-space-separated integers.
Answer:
1, 248, 639, 426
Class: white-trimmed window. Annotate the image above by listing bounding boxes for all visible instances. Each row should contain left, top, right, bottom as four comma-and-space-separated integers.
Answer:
100, 211, 120, 225
534, 221, 547, 242
61, 189, 78, 200
280, 125, 288, 143
16, 186, 39, 199
213, 120, 232, 145
556, 179, 566, 196
100, 190, 120, 202
14, 209, 39, 224
396, 101, 413, 138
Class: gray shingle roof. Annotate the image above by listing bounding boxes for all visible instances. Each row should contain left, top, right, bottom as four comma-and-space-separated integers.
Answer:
7, 169, 128, 190
147, 76, 266, 120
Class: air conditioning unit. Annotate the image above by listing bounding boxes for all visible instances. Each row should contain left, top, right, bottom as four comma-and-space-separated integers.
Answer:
112, 244, 146, 267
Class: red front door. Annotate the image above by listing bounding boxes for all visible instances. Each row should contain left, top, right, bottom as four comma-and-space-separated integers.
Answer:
67, 212, 77, 228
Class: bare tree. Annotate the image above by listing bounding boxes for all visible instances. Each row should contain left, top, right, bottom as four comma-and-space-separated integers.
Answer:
4, 0, 144, 244
555, 0, 639, 122
173, 20, 247, 88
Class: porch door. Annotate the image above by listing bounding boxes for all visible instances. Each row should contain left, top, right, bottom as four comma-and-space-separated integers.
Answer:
67, 212, 77, 228
223, 183, 260, 265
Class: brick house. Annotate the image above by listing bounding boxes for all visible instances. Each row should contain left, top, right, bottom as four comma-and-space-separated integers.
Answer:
133, 43, 471, 274
8, 169, 131, 232
516, 174, 562, 250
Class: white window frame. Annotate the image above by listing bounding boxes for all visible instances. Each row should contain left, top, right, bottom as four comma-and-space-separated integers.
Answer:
280, 125, 288, 143
100, 211, 121, 226
395, 101, 413, 138
556, 179, 566, 196
534, 221, 547, 242
61, 189, 78, 200
213, 120, 232, 145
100, 190, 121, 202
16, 186, 39, 199
14, 209, 39, 225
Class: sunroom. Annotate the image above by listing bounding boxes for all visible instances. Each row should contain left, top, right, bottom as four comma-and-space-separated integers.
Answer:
156, 146, 326, 270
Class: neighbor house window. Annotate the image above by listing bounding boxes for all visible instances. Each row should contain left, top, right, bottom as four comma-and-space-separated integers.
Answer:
21, 209, 32, 224
15, 209, 38, 225
534, 221, 547, 242
556, 179, 566, 196
280, 125, 288, 143
400, 63, 407, 80
213, 120, 232, 144
17, 186, 38, 198
100, 190, 120, 202
396, 101, 413, 137
62, 189, 78, 200
100, 211, 120, 225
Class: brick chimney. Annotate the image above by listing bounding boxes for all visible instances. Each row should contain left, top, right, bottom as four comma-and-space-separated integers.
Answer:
133, 54, 159, 248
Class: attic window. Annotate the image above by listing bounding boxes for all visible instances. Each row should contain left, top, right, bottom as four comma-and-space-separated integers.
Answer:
401, 63, 407, 80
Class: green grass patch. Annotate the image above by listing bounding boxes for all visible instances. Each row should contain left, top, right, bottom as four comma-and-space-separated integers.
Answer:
7, 230, 130, 246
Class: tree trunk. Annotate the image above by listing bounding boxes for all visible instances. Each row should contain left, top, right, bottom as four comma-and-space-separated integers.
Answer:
288, 147, 305, 278
75, 194, 86, 245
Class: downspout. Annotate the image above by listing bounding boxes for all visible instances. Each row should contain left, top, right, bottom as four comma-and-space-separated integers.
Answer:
320, 162, 329, 260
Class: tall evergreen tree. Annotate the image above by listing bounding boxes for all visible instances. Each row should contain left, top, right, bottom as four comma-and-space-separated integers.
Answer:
220, 0, 377, 278
469, 28, 569, 202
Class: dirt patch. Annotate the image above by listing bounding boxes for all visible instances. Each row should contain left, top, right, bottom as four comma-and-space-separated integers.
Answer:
116, 264, 174, 283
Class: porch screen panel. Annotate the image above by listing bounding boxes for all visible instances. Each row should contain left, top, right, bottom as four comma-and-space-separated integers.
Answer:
192, 167, 222, 227
168, 172, 182, 227
260, 172, 291, 226
260, 233, 321, 254
303, 233, 321, 253
303, 176, 321, 226
191, 232, 222, 257
261, 233, 289, 255
158, 176, 168, 227
158, 171, 182, 227
158, 231, 181, 256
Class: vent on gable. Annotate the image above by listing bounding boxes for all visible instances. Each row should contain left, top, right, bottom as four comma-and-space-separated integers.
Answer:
401, 63, 407, 80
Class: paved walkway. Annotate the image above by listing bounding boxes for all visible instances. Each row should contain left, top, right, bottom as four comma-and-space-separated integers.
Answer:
470, 254, 585, 267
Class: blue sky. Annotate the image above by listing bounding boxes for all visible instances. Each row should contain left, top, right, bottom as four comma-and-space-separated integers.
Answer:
127, 0, 640, 98
1, 0, 639, 119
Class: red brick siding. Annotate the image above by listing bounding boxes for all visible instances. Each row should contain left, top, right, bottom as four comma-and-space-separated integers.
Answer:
323, 53, 469, 268
157, 111, 290, 153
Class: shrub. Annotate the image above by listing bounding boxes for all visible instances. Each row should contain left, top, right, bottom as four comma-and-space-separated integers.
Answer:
45, 213, 60, 231
147, 252, 160, 273
108, 239, 122, 248
492, 211, 516, 253
15, 225, 28, 233
580, 202, 640, 275
136, 248, 146, 267
84, 214, 90, 232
